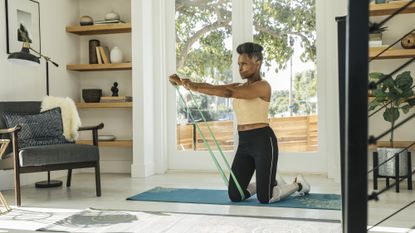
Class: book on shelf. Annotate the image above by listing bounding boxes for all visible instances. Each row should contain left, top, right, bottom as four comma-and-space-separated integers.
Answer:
99, 46, 110, 64
103, 47, 111, 63
100, 96, 133, 102
96, 47, 103, 64
94, 19, 126, 25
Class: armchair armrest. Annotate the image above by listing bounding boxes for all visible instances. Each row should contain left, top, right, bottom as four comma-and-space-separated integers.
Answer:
0, 125, 21, 160
78, 123, 104, 132
0, 125, 22, 134
78, 123, 104, 146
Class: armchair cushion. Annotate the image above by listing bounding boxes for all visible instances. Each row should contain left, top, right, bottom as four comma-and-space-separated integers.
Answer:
41, 96, 82, 142
3, 107, 67, 149
18, 144, 99, 167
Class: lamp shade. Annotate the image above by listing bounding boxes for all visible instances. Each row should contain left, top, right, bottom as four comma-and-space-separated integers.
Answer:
8, 47, 40, 65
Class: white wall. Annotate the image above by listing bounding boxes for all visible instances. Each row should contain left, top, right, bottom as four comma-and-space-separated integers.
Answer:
0, 0, 80, 190
316, 0, 347, 181
131, 0, 157, 177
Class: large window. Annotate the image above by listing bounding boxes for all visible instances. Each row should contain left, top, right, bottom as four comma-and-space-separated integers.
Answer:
253, 0, 318, 152
174, 0, 317, 152
175, 0, 233, 151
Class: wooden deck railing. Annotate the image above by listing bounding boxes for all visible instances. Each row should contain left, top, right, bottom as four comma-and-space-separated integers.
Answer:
177, 115, 318, 152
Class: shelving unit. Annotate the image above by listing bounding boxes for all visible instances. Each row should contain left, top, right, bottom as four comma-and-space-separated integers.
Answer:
67, 17, 133, 152
369, 2, 415, 60
370, 1, 415, 16
76, 102, 132, 109
369, 47, 415, 59
66, 23, 131, 35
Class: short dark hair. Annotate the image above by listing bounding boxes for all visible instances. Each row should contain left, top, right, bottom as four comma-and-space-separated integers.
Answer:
236, 42, 263, 61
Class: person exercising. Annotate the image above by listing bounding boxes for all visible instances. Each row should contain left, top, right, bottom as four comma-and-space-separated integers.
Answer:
169, 42, 310, 203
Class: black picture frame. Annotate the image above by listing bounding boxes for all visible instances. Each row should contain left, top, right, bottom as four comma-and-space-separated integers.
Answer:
5, 0, 41, 56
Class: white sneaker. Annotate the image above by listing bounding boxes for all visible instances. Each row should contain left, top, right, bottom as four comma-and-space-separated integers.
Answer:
276, 173, 287, 186
247, 182, 256, 196
296, 174, 310, 195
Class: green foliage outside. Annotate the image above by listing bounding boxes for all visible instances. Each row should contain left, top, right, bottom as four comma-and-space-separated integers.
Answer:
175, 0, 317, 122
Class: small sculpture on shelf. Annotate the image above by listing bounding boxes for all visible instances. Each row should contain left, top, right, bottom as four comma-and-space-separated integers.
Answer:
401, 33, 415, 49
111, 82, 119, 96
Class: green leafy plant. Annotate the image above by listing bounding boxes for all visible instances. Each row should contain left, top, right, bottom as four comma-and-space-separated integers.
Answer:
369, 71, 415, 146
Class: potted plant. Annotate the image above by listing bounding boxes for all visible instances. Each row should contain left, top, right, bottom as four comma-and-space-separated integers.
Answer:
369, 21, 387, 46
369, 71, 415, 178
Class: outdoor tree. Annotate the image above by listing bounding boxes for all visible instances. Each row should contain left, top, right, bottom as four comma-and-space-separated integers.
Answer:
292, 69, 317, 114
269, 90, 289, 117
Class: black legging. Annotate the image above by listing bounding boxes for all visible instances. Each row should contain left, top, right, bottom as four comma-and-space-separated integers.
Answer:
228, 126, 278, 204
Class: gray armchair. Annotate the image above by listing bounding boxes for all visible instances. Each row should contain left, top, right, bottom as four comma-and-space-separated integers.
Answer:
0, 101, 103, 206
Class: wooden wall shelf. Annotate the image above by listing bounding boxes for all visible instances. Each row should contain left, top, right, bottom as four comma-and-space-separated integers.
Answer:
66, 23, 131, 35
369, 48, 415, 59
370, 1, 415, 16
76, 102, 133, 109
374, 141, 415, 149
67, 63, 132, 71
77, 140, 133, 148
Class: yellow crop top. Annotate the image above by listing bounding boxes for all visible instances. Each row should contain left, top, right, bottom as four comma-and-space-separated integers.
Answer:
233, 98, 270, 125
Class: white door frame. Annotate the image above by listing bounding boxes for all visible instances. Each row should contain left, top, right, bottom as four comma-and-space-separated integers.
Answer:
164, 0, 334, 176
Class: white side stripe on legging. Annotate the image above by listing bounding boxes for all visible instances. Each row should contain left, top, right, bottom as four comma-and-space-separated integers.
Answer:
268, 136, 274, 202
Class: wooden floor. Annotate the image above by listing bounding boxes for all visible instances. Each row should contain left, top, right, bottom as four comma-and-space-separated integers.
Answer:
0, 172, 413, 232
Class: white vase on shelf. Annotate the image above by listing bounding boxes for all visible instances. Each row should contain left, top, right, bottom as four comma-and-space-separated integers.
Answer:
110, 46, 123, 63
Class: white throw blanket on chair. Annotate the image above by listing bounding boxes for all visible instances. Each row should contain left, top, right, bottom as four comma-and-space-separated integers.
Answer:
41, 96, 82, 142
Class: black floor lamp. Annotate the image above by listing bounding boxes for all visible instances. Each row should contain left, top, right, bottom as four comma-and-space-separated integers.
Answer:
7, 25, 62, 188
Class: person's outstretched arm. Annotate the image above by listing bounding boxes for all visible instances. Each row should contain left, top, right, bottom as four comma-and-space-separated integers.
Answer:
169, 74, 270, 100
169, 74, 240, 98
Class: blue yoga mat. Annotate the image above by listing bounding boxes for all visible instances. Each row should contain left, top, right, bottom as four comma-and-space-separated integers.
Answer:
127, 187, 341, 210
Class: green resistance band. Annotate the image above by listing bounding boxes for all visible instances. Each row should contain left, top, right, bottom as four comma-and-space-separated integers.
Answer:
175, 86, 245, 200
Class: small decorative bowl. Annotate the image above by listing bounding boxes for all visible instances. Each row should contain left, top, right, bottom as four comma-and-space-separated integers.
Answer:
98, 135, 116, 141
80, 16, 94, 26
82, 89, 102, 103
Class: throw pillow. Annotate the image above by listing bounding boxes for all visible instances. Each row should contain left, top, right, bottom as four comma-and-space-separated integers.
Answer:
3, 107, 67, 149
41, 96, 82, 142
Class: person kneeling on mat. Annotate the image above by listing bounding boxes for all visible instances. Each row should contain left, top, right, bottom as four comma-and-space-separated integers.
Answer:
169, 42, 310, 204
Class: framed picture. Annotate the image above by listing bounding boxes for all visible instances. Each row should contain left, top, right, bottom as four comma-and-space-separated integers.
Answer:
5, 0, 41, 55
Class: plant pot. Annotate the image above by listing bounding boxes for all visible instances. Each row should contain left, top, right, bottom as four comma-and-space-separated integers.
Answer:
377, 147, 409, 176
82, 89, 102, 103
369, 33, 382, 41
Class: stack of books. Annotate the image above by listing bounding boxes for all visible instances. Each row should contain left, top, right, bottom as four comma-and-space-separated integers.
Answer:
101, 96, 133, 103
95, 46, 111, 64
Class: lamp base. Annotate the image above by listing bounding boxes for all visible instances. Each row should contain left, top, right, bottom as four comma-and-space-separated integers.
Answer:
35, 180, 63, 188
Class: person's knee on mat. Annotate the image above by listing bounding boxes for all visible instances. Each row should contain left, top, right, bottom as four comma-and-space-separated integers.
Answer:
228, 185, 247, 202
256, 189, 272, 204
257, 195, 270, 204
228, 190, 244, 202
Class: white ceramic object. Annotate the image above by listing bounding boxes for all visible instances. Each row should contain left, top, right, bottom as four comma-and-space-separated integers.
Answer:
110, 46, 123, 63
105, 11, 120, 21
98, 135, 116, 141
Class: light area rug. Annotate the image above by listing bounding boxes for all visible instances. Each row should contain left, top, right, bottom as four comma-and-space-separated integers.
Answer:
36, 208, 341, 233
1, 208, 413, 233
